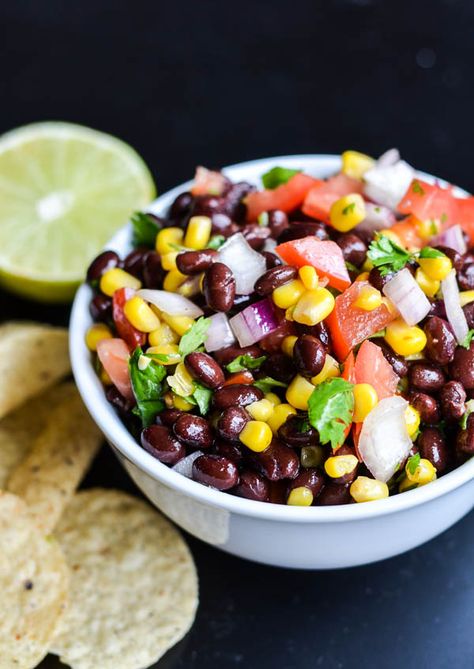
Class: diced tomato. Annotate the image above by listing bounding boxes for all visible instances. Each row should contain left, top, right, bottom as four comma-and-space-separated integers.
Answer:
457, 196, 474, 244
352, 422, 363, 460
389, 216, 425, 250
113, 287, 146, 350
326, 281, 395, 361
245, 173, 319, 221
97, 338, 133, 401
398, 179, 457, 230
302, 174, 364, 222
354, 340, 398, 400
191, 166, 228, 196
342, 352, 356, 383
223, 371, 254, 386
275, 237, 351, 291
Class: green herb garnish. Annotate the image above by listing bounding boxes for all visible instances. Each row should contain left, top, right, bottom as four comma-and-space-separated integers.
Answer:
257, 212, 269, 227
128, 348, 166, 426
412, 180, 425, 196
460, 399, 474, 430
178, 317, 211, 357
226, 354, 267, 373
345, 261, 359, 273
419, 247, 446, 259
207, 235, 226, 250
342, 202, 356, 215
406, 453, 421, 476
192, 383, 213, 415
307, 378, 354, 450
131, 212, 161, 248
367, 234, 413, 276
253, 377, 287, 393
461, 329, 474, 349
261, 166, 301, 190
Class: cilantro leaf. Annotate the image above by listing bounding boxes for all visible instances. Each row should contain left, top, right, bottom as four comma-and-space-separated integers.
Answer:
460, 399, 474, 430
307, 378, 354, 450
342, 202, 356, 215
131, 212, 161, 248
226, 354, 267, 373
254, 377, 288, 393
192, 383, 213, 415
367, 234, 413, 276
345, 261, 359, 273
257, 212, 269, 227
419, 246, 446, 259
412, 180, 425, 196
207, 235, 225, 250
261, 166, 301, 190
406, 453, 421, 476
178, 317, 211, 357
128, 348, 166, 426
461, 329, 474, 349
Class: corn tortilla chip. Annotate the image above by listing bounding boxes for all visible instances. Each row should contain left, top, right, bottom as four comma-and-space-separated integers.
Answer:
0, 322, 70, 421
0, 490, 69, 669
7, 389, 102, 533
51, 489, 198, 669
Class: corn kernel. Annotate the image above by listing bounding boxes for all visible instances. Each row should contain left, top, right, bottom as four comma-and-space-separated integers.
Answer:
164, 391, 174, 409
156, 227, 184, 255
264, 392, 281, 407
160, 313, 195, 336
361, 258, 374, 272
292, 288, 335, 326
99, 267, 141, 297
356, 271, 370, 282
85, 323, 113, 351
267, 403, 296, 434
246, 398, 274, 422
184, 215, 212, 249
415, 267, 440, 298
99, 366, 112, 385
272, 279, 306, 309
380, 230, 403, 247
381, 296, 398, 316
167, 361, 195, 397
281, 335, 298, 357
285, 306, 295, 321
311, 354, 340, 385
353, 383, 378, 422
384, 318, 427, 356
298, 265, 319, 290
325, 455, 359, 479
287, 486, 313, 506
398, 475, 417, 493
418, 255, 452, 281
330, 193, 366, 232
350, 476, 389, 502
161, 251, 179, 271
406, 457, 437, 485
341, 150, 375, 180
405, 405, 420, 439
416, 218, 439, 240
148, 322, 179, 347
163, 269, 187, 293
123, 296, 161, 333
460, 290, 474, 307
173, 394, 195, 411
353, 286, 382, 311
146, 343, 180, 365
239, 420, 273, 452
286, 374, 315, 411
177, 275, 201, 298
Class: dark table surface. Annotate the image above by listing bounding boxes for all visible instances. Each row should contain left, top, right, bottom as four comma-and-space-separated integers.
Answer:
1, 1, 474, 667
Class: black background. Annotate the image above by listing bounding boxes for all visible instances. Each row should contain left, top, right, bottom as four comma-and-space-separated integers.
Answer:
0, 1, 473, 668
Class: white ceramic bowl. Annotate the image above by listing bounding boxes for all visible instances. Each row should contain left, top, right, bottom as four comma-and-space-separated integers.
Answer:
70, 155, 474, 569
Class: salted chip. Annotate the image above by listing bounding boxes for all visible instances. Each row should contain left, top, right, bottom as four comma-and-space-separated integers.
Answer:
0, 490, 69, 669
0, 381, 76, 488
0, 321, 70, 421
51, 489, 198, 669
7, 389, 102, 533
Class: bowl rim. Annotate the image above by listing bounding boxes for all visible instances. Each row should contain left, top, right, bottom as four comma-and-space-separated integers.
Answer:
70, 153, 474, 524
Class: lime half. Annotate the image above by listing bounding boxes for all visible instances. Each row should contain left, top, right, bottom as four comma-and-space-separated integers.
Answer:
0, 122, 155, 302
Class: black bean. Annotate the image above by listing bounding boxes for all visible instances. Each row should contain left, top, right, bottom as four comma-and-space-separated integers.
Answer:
222, 181, 255, 221
263, 252, 282, 269
375, 341, 408, 378
434, 246, 463, 272
368, 267, 395, 292
456, 413, 474, 455
248, 439, 299, 481
409, 392, 441, 425
185, 352, 225, 389
449, 343, 474, 389
122, 248, 148, 279
429, 300, 447, 319
192, 454, 239, 490
293, 335, 326, 378
267, 210, 289, 237
424, 317, 456, 365
463, 302, 474, 329
213, 344, 263, 366
217, 407, 249, 441
173, 414, 213, 449
254, 266, 298, 296
336, 233, 367, 267
288, 468, 325, 498
418, 427, 450, 473
213, 384, 263, 410
203, 262, 236, 312
440, 381, 466, 422
278, 415, 318, 448
277, 221, 329, 244
457, 262, 474, 291
176, 249, 217, 275
317, 482, 351, 506
295, 321, 332, 351
192, 195, 227, 217
210, 213, 238, 238
234, 470, 270, 502
241, 223, 271, 250
142, 251, 165, 288
140, 425, 186, 464
408, 363, 445, 393
157, 408, 184, 427
86, 250, 120, 283
261, 353, 295, 384
89, 294, 112, 323
105, 385, 134, 414
169, 191, 193, 221
212, 440, 243, 464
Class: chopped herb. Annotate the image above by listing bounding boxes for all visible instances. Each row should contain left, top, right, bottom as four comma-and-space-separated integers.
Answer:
412, 180, 425, 196
345, 261, 359, 273
406, 453, 421, 476
342, 202, 356, 215
368, 328, 386, 339
367, 234, 413, 276
147, 352, 171, 363
461, 329, 474, 349
257, 211, 269, 227
441, 212, 448, 224
226, 354, 267, 373
261, 166, 301, 190
254, 377, 287, 393
419, 246, 446, 259
374, 206, 381, 213
192, 383, 212, 415
129, 347, 166, 426
131, 212, 161, 248
207, 235, 226, 250
307, 378, 354, 450
297, 418, 311, 433
178, 317, 211, 357
460, 399, 474, 430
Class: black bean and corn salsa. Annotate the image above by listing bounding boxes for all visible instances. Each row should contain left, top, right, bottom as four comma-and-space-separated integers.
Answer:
86, 150, 474, 506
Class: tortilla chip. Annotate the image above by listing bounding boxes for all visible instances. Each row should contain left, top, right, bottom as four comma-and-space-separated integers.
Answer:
51, 489, 198, 669
0, 322, 70, 421
0, 490, 69, 669
7, 389, 102, 533
0, 382, 77, 488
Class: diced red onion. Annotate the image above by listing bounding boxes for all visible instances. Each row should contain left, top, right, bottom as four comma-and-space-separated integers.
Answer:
172, 451, 203, 478
376, 148, 400, 168
382, 268, 431, 326
204, 313, 236, 352
137, 289, 204, 318
432, 224, 467, 255
356, 202, 396, 235
218, 233, 267, 295
442, 269, 469, 345
358, 396, 412, 483
229, 298, 279, 347
364, 160, 414, 210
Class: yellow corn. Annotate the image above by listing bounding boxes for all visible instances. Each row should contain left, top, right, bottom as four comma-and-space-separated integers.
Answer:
160, 313, 195, 336
99, 366, 113, 385
298, 265, 319, 290
146, 343, 180, 365
398, 475, 418, 493
324, 454, 359, 478
272, 279, 306, 309
285, 305, 295, 321
406, 457, 437, 485
184, 215, 212, 250
381, 230, 404, 247
361, 257, 374, 272
292, 288, 335, 326
155, 227, 184, 255
418, 256, 453, 281
99, 268, 141, 297
353, 285, 382, 311
239, 420, 273, 452
161, 251, 179, 271
405, 405, 420, 439
123, 296, 160, 333
311, 354, 340, 385
148, 322, 179, 346
416, 218, 439, 240
163, 269, 187, 293
286, 374, 315, 411
267, 403, 296, 434
415, 267, 440, 298
172, 394, 195, 411
350, 476, 389, 502
460, 290, 474, 307
281, 335, 298, 357
264, 392, 281, 407
353, 383, 378, 422
330, 193, 366, 232
287, 486, 313, 506
85, 323, 113, 351
356, 271, 370, 282
246, 399, 274, 422
384, 318, 427, 356
167, 361, 195, 397
163, 392, 174, 408
177, 276, 201, 298
341, 150, 375, 180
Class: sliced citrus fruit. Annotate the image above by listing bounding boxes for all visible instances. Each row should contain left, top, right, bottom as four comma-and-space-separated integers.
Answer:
0, 122, 155, 302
